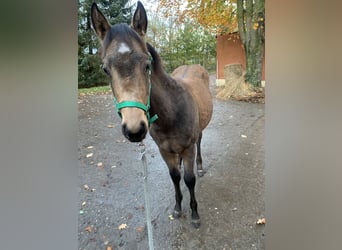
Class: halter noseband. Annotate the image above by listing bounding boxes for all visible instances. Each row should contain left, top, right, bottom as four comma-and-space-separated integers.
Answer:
113, 53, 158, 125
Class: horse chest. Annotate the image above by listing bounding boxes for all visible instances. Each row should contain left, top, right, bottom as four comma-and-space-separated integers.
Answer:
149, 127, 196, 154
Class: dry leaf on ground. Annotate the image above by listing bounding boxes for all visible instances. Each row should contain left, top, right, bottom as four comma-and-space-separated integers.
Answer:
136, 226, 144, 232
118, 223, 127, 230
256, 218, 266, 225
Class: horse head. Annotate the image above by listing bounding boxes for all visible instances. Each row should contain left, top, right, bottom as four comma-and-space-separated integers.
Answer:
91, 1, 152, 142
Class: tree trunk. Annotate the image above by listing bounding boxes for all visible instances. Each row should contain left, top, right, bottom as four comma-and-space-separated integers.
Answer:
237, 0, 265, 87
245, 32, 264, 87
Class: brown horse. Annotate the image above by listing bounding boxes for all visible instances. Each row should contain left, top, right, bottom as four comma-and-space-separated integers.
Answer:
91, 1, 213, 228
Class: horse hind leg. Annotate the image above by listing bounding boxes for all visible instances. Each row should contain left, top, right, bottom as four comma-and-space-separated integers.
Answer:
182, 144, 201, 228
196, 132, 206, 177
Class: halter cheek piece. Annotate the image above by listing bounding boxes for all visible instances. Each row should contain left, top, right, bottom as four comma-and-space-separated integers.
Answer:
113, 53, 158, 125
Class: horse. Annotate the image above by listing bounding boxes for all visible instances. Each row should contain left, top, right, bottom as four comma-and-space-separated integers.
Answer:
91, 1, 213, 228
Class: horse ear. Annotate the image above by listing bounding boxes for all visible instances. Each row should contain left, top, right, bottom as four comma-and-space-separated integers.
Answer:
91, 3, 111, 41
132, 1, 148, 37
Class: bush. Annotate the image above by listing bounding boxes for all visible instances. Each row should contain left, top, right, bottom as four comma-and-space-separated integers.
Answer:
78, 54, 109, 88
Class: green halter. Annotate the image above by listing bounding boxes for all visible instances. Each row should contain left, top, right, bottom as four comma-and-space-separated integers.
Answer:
113, 54, 158, 125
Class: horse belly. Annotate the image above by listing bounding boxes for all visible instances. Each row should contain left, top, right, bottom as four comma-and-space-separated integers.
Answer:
197, 90, 213, 130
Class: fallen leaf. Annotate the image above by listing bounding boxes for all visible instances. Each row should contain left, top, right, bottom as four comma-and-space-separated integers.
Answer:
85, 226, 93, 232
87, 146, 93, 149
86, 153, 93, 158
97, 162, 103, 167
106, 246, 112, 250
118, 223, 127, 230
168, 214, 174, 220
256, 218, 266, 225
241, 134, 247, 138
107, 124, 114, 128
82, 201, 86, 206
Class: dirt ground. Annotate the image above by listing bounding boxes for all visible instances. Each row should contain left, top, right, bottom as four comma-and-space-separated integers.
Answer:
78, 75, 265, 250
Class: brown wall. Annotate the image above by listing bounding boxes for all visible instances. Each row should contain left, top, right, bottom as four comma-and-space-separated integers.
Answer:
216, 33, 265, 81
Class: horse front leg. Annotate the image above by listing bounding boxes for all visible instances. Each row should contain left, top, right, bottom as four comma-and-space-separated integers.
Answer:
159, 149, 183, 218
182, 144, 201, 228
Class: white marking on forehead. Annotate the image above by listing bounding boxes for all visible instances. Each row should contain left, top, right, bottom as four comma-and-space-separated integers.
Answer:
117, 43, 131, 54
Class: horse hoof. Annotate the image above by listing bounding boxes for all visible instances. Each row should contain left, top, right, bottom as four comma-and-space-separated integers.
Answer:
197, 169, 206, 177
191, 219, 201, 228
173, 210, 181, 219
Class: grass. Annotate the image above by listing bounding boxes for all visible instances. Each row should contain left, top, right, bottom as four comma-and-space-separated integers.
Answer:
78, 85, 111, 95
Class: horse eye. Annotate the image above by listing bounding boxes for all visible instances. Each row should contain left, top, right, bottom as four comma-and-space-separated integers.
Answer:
102, 66, 110, 75
145, 63, 151, 72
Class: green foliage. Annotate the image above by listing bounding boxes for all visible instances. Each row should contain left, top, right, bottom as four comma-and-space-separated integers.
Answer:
147, 16, 216, 73
78, 0, 132, 88
78, 54, 108, 88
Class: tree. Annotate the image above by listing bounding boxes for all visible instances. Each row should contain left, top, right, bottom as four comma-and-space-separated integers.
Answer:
158, 0, 265, 87
237, 0, 264, 87
78, 0, 132, 88
146, 12, 216, 73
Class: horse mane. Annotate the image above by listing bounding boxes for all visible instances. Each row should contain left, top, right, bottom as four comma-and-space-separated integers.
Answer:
146, 42, 179, 89
146, 43, 163, 72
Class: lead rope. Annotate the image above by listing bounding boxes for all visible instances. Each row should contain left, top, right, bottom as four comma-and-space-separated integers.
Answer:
139, 142, 155, 250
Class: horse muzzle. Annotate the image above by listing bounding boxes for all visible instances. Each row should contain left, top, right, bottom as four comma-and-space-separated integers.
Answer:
122, 121, 148, 142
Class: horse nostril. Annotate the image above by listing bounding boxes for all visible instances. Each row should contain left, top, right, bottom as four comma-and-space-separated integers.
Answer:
122, 122, 147, 142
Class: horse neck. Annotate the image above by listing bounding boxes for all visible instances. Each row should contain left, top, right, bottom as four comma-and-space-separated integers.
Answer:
147, 44, 180, 126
